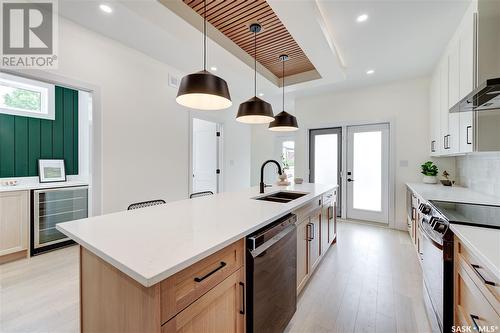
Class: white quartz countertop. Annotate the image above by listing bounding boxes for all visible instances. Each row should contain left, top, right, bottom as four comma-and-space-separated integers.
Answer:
450, 224, 500, 280
0, 180, 88, 193
57, 183, 337, 287
406, 182, 500, 206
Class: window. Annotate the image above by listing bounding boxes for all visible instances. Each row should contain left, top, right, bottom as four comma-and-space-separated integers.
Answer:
0, 73, 55, 120
282, 140, 295, 180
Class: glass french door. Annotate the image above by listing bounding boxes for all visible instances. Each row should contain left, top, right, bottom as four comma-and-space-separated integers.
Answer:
309, 127, 342, 216
346, 123, 389, 223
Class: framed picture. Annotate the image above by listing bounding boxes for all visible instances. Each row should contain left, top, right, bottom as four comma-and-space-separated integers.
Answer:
38, 159, 66, 183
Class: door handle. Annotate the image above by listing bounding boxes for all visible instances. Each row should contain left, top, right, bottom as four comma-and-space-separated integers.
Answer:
466, 126, 472, 145
347, 178, 354, 182
239, 282, 245, 314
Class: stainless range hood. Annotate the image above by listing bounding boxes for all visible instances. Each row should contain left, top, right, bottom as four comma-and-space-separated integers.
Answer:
450, 0, 500, 113
450, 78, 500, 112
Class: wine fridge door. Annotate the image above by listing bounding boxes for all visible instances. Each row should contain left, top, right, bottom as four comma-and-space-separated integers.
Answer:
32, 186, 88, 255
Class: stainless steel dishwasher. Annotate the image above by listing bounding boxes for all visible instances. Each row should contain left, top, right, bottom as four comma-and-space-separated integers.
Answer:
246, 213, 297, 333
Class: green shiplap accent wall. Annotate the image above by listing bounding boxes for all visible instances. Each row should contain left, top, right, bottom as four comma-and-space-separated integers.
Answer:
0, 86, 79, 178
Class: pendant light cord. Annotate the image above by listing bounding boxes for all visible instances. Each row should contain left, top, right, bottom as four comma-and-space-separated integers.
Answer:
203, 0, 207, 71
254, 29, 257, 97
282, 58, 285, 111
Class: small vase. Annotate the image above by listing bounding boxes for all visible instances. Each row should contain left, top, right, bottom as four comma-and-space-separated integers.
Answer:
423, 175, 438, 184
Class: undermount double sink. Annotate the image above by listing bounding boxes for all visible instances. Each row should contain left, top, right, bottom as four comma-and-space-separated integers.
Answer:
254, 191, 308, 203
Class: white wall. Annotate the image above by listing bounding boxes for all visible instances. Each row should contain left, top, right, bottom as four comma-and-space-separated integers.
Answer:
251, 77, 455, 230
23, 18, 250, 214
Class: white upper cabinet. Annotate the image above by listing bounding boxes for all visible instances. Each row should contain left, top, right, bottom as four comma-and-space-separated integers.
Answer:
430, 70, 441, 156
429, 1, 477, 156
448, 40, 460, 110
458, 8, 476, 153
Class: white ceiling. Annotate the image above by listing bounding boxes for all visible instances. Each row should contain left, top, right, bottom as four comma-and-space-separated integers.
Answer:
269, 0, 470, 97
58, 0, 470, 103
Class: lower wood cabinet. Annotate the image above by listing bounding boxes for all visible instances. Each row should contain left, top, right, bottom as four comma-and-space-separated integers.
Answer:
295, 191, 338, 295
162, 268, 245, 333
308, 208, 321, 273
296, 217, 310, 293
80, 239, 245, 333
0, 191, 29, 263
454, 237, 500, 330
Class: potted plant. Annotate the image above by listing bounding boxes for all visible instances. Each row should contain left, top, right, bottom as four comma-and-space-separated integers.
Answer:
421, 161, 438, 184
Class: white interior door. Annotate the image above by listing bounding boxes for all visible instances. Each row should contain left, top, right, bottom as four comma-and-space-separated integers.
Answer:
346, 123, 389, 223
192, 118, 219, 194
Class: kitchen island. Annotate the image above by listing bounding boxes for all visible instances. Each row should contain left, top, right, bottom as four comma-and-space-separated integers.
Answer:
57, 183, 338, 332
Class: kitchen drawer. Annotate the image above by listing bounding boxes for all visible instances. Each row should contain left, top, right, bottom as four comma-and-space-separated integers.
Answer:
455, 261, 500, 329
162, 268, 245, 333
160, 239, 244, 324
294, 196, 322, 223
455, 238, 500, 314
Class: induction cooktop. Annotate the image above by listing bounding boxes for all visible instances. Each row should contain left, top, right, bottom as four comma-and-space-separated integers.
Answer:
429, 200, 500, 230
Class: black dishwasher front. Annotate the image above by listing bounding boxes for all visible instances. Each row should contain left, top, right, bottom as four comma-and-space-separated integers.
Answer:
246, 213, 297, 333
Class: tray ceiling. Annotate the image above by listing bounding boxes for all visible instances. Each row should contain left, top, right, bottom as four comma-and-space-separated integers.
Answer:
182, 0, 317, 79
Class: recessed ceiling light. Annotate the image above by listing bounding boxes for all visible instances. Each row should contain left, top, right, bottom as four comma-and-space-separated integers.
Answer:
356, 14, 368, 23
210, 66, 217, 71
99, 4, 113, 13
366, 69, 375, 75
258, 92, 264, 97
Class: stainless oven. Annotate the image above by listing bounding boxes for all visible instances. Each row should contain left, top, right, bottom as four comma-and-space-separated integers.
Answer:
31, 186, 88, 255
419, 203, 454, 333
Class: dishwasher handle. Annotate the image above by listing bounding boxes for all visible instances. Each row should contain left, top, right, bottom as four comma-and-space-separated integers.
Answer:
250, 224, 296, 258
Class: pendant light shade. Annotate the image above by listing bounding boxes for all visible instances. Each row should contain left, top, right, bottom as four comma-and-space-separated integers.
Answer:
236, 96, 275, 124
176, 0, 231, 110
268, 111, 299, 131
236, 23, 274, 124
269, 54, 299, 131
176, 70, 231, 110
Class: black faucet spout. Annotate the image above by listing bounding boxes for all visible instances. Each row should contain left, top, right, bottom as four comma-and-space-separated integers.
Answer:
259, 160, 283, 193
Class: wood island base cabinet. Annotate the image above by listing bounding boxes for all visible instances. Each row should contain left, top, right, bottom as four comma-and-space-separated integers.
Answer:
80, 239, 245, 333
295, 190, 337, 295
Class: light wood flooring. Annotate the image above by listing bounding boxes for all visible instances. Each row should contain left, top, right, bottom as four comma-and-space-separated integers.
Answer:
286, 221, 431, 333
0, 222, 430, 333
0, 246, 79, 333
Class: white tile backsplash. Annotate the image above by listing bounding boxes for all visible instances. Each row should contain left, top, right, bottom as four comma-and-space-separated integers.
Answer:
457, 153, 500, 197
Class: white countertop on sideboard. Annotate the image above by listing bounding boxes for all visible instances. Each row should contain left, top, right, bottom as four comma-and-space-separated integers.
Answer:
450, 224, 500, 280
57, 183, 337, 287
0, 180, 89, 193
406, 182, 500, 206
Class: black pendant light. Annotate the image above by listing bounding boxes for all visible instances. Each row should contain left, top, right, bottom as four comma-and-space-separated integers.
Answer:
236, 23, 275, 124
176, 0, 231, 110
269, 54, 299, 131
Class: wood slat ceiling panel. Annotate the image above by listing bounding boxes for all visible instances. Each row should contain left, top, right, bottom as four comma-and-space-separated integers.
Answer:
183, 0, 316, 78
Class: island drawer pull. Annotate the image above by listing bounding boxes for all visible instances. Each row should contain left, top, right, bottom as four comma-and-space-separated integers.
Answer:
239, 282, 245, 314
470, 314, 480, 331
194, 261, 227, 282
471, 264, 496, 286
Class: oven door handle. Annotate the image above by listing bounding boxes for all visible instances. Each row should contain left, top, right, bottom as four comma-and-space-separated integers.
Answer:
419, 219, 443, 250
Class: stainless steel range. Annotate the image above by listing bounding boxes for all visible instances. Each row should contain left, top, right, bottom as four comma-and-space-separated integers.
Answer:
419, 200, 500, 333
